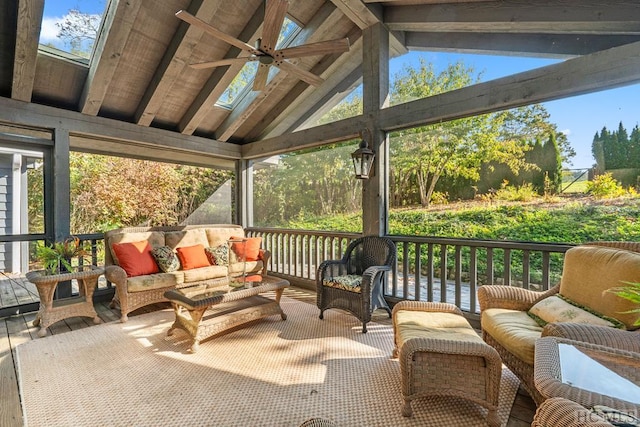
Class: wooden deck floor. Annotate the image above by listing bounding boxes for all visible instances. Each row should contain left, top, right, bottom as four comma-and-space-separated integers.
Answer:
0, 286, 536, 427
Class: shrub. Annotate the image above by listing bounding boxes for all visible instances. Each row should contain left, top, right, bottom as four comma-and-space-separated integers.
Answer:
586, 173, 627, 199
494, 182, 538, 202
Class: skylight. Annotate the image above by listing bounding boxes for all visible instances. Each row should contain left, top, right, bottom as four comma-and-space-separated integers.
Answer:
217, 16, 302, 108
39, 0, 109, 63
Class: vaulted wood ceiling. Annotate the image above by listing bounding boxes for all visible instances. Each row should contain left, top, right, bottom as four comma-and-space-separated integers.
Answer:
1, 0, 640, 167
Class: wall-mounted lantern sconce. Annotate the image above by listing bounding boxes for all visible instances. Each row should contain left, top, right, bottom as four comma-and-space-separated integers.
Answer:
351, 129, 375, 179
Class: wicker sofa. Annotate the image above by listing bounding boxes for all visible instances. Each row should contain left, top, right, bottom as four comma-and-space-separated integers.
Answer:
104, 225, 269, 322
478, 242, 640, 405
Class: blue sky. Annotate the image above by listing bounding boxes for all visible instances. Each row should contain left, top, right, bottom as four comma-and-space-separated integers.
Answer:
40, 1, 639, 169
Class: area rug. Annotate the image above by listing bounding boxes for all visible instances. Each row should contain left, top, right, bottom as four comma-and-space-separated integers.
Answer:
16, 296, 519, 426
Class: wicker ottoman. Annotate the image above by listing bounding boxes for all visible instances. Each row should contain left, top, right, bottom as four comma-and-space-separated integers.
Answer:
392, 301, 502, 426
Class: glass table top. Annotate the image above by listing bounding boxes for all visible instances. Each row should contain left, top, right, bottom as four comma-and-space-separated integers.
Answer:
558, 342, 640, 404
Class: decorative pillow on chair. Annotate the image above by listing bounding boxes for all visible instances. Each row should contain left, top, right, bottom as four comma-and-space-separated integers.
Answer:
230, 236, 262, 261
151, 246, 180, 273
323, 275, 362, 293
205, 245, 229, 266
111, 240, 159, 277
176, 244, 210, 270
528, 295, 625, 328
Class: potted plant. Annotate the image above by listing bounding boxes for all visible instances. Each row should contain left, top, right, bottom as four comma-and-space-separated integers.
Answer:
606, 281, 640, 327
35, 237, 89, 275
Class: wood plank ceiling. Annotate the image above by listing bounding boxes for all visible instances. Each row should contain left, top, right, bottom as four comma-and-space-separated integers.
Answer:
1, 0, 639, 164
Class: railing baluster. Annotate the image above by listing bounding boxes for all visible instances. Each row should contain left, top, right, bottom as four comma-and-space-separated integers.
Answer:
486, 247, 494, 285
427, 243, 434, 302
542, 252, 551, 290
414, 242, 421, 301
454, 245, 462, 308
523, 250, 531, 289
402, 242, 409, 300
504, 248, 511, 287
439, 243, 447, 303
469, 247, 477, 313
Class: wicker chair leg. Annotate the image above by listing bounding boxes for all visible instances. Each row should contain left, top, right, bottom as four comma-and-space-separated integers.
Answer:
319, 310, 324, 320
362, 322, 367, 333
487, 408, 499, 427
402, 399, 413, 417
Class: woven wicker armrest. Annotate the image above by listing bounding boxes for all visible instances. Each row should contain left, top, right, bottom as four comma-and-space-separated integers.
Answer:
105, 265, 127, 285
532, 397, 614, 427
478, 284, 559, 311
392, 301, 463, 319
542, 322, 640, 352
258, 249, 271, 275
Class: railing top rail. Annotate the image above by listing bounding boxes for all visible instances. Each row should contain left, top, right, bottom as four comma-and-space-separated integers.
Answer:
246, 228, 360, 239
387, 235, 574, 252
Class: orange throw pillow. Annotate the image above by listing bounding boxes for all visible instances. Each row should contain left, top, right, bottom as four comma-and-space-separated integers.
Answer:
176, 244, 210, 270
111, 241, 159, 277
231, 236, 262, 261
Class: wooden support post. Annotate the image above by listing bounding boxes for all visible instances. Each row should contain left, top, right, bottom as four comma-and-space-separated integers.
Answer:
52, 128, 72, 298
362, 23, 389, 237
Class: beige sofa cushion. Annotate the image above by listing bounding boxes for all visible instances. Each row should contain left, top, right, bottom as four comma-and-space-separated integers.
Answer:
560, 246, 640, 329
229, 260, 263, 275
165, 229, 209, 249
482, 308, 542, 365
204, 226, 245, 247
127, 271, 184, 293
108, 231, 165, 265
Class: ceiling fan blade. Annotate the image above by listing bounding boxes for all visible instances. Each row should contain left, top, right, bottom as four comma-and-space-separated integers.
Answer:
276, 60, 324, 87
277, 38, 350, 59
175, 10, 258, 55
260, 0, 289, 53
190, 57, 254, 70
253, 64, 270, 91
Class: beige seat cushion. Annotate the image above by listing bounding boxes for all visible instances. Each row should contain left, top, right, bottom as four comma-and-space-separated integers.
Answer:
183, 265, 227, 283
481, 308, 542, 365
127, 271, 184, 293
229, 260, 263, 275
395, 310, 482, 348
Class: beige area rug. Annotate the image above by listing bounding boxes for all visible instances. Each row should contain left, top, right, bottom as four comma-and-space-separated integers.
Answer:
17, 296, 519, 427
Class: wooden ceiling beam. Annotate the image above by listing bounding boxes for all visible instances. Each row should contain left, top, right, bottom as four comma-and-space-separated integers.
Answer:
215, 3, 345, 142
384, 0, 640, 34
79, 0, 142, 115
257, 36, 364, 140
11, 0, 44, 102
0, 95, 240, 160
134, 0, 226, 126
178, 6, 265, 135
405, 32, 640, 58
242, 25, 363, 141
242, 115, 364, 159
242, 39, 640, 159
330, 0, 407, 55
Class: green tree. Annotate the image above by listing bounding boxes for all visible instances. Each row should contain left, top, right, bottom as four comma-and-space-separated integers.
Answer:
390, 60, 529, 207
541, 133, 562, 194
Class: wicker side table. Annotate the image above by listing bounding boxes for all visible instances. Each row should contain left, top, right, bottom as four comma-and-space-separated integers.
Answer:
26, 266, 104, 337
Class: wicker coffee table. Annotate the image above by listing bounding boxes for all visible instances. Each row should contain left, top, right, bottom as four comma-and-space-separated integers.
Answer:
534, 336, 640, 412
164, 275, 289, 352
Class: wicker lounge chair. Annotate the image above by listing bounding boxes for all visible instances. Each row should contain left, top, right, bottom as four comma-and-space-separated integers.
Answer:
317, 235, 396, 333
478, 241, 640, 405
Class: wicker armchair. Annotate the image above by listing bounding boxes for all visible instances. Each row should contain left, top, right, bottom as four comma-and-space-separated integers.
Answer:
478, 241, 640, 405
317, 235, 396, 333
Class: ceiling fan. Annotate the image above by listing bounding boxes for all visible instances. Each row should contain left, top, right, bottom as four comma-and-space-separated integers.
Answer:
175, 0, 350, 91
